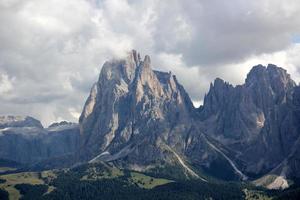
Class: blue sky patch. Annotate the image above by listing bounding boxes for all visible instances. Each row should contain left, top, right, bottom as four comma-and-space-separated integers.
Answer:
292, 34, 300, 43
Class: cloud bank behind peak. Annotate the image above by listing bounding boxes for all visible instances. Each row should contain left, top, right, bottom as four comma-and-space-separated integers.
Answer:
0, 0, 300, 126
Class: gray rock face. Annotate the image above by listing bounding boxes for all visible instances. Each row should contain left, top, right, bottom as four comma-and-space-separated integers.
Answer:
79, 50, 216, 177
198, 64, 300, 177
0, 116, 80, 164
80, 53, 300, 181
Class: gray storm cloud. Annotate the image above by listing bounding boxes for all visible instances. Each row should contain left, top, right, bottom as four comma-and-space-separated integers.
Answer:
0, 0, 300, 126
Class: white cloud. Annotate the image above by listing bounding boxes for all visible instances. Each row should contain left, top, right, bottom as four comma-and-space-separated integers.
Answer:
68, 107, 81, 120
220, 44, 300, 86
192, 100, 203, 108
0, 0, 300, 125
154, 52, 203, 101
0, 73, 14, 94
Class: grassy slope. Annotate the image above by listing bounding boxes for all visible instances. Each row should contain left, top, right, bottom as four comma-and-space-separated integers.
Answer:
0, 167, 17, 173
0, 171, 57, 200
129, 172, 173, 189
78, 163, 173, 189
0, 172, 44, 200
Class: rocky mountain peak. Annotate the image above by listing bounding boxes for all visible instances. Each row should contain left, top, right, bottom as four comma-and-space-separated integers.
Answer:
0, 116, 43, 129
143, 54, 151, 65
246, 64, 295, 88
266, 64, 296, 92
200, 78, 234, 118
79, 50, 196, 169
48, 121, 76, 128
245, 64, 265, 82
210, 77, 231, 91
131, 49, 141, 67
245, 64, 296, 106
201, 64, 296, 121
197, 64, 300, 178
78, 52, 300, 182
98, 50, 142, 86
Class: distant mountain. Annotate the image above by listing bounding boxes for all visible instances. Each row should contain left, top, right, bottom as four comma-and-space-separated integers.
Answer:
198, 64, 300, 181
0, 116, 80, 164
0, 116, 43, 129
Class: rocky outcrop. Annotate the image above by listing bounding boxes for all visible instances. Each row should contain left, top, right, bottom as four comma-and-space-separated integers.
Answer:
0, 116, 80, 164
198, 64, 300, 178
79, 50, 218, 179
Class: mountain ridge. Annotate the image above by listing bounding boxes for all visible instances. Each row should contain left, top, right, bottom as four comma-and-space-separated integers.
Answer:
78, 50, 300, 184
0, 50, 299, 187
0, 116, 80, 164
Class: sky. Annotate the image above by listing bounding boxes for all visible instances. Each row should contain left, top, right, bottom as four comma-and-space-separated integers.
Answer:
0, 0, 300, 126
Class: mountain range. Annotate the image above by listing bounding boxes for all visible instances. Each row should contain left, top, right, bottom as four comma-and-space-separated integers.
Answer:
1, 50, 300, 192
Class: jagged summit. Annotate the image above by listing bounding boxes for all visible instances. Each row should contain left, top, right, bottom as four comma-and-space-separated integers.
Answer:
48, 121, 75, 128
245, 64, 296, 88
79, 50, 205, 179
201, 64, 296, 119
198, 63, 300, 178
78, 53, 300, 181
131, 49, 141, 66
